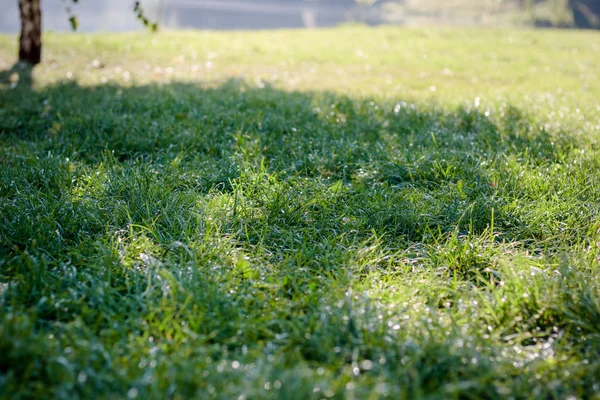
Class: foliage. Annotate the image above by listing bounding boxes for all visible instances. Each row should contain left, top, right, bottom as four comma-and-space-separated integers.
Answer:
133, 1, 158, 32
64, 0, 157, 32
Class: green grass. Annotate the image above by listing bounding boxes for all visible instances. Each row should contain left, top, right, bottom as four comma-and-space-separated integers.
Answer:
1, 26, 600, 399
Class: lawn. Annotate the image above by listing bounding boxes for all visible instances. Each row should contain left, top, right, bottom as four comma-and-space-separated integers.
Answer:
1, 26, 599, 399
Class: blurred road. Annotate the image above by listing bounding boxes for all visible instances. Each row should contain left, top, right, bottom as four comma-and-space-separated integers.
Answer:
0, 0, 362, 33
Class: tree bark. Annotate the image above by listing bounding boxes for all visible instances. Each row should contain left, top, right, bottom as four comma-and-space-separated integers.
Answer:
19, 0, 42, 65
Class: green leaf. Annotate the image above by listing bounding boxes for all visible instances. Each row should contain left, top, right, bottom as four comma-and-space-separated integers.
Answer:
69, 16, 78, 31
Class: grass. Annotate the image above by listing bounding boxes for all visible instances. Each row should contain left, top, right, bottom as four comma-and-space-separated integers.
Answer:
1, 26, 600, 399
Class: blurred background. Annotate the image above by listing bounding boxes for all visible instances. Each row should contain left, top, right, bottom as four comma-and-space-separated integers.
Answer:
1, 0, 599, 32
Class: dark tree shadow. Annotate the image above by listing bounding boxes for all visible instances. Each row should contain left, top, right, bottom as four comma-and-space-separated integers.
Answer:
0, 76, 577, 255
0, 62, 34, 90
0, 76, 593, 400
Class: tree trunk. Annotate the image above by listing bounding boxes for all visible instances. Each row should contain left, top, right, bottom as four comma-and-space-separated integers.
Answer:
19, 0, 42, 65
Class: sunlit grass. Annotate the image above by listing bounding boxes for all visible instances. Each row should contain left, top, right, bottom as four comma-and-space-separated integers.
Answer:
1, 26, 599, 399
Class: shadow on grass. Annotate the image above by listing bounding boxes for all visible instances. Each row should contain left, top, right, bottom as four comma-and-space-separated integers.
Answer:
0, 76, 580, 300
0, 62, 33, 89
0, 78, 574, 248
1, 78, 597, 399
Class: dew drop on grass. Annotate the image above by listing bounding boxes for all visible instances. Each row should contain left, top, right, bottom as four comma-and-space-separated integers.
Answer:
360, 360, 373, 370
